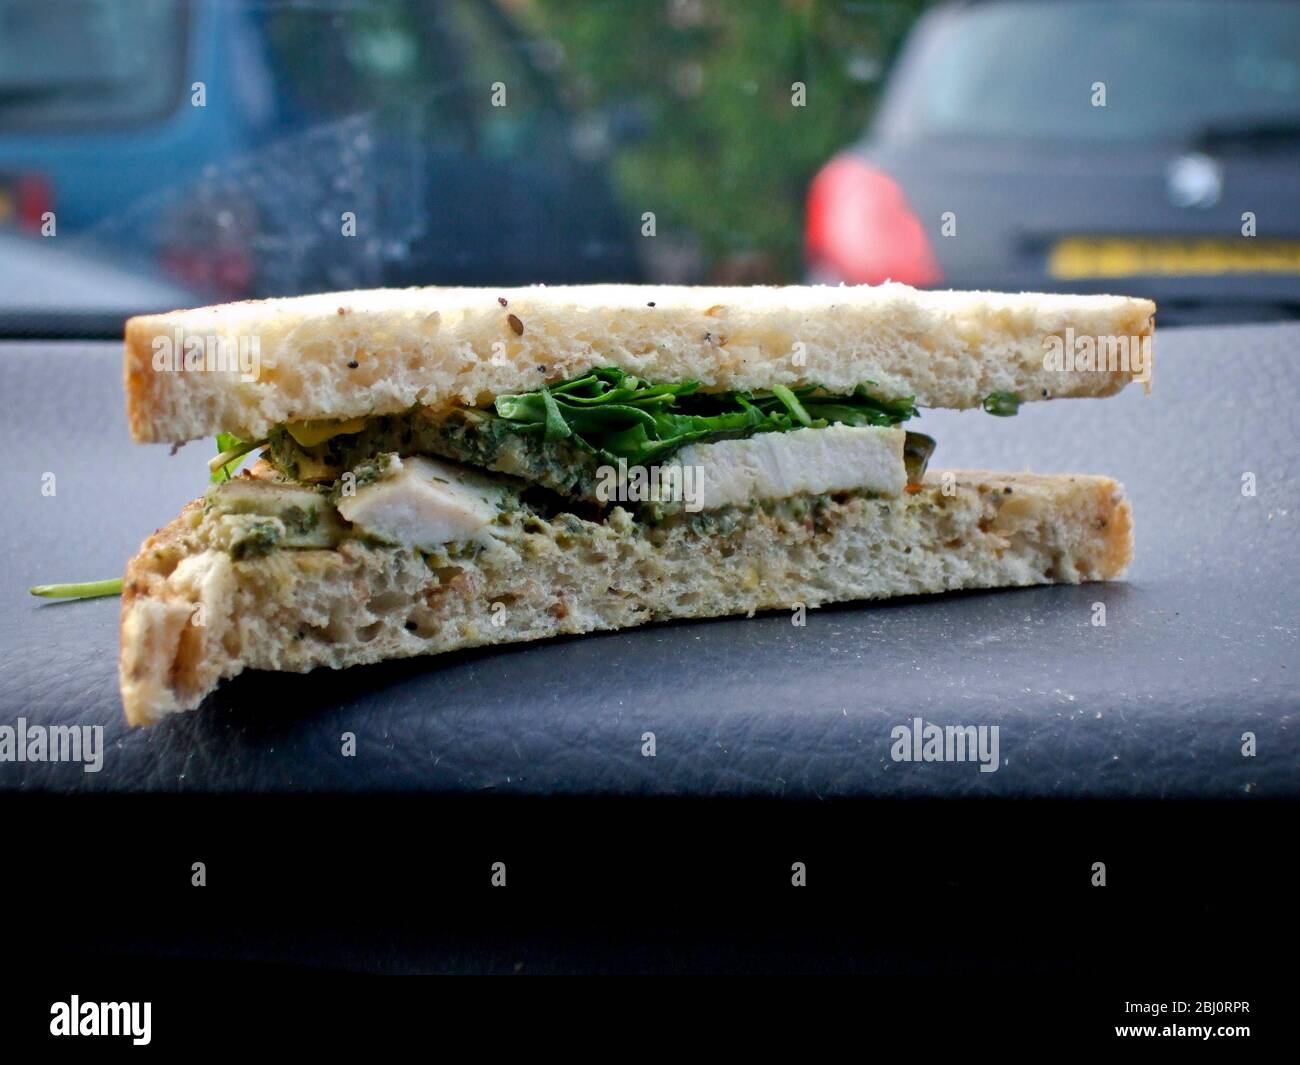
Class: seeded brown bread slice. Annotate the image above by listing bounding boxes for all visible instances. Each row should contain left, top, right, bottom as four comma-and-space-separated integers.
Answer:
124, 284, 1155, 444
118, 468, 1133, 725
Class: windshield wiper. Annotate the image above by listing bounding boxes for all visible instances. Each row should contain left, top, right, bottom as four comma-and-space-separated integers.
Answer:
1193, 118, 1300, 152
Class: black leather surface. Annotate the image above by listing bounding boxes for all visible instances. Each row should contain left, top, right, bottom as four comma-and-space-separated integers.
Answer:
1, 324, 1296, 795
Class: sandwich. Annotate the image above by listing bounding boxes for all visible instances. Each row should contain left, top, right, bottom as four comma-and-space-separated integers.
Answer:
115, 284, 1153, 725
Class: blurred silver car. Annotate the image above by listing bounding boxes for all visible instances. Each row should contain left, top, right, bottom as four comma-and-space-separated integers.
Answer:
807, 0, 1300, 324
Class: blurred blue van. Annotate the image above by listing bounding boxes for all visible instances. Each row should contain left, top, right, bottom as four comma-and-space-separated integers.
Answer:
0, 0, 641, 299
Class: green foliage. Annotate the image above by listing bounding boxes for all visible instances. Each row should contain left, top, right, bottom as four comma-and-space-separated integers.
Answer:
529, 0, 928, 278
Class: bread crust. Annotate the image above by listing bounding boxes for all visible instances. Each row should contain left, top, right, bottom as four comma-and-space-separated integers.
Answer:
124, 284, 1155, 443
118, 469, 1133, 725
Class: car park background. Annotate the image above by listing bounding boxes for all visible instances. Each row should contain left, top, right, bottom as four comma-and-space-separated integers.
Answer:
3, 0, 1298, 329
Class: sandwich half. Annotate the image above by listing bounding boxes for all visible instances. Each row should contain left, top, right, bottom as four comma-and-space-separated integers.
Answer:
119, 283, 1153, 725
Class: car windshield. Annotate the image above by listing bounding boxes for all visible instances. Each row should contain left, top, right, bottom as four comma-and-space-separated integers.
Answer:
0, 0, 186, 129
0, 0, 1296, 331
877, 0, 1300, 143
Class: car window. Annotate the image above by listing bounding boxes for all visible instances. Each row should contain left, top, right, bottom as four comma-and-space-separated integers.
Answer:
262, 0, 561, 155
0, 0, 1294, 332
0, 0, 186, 129
879, 0, 1300, 143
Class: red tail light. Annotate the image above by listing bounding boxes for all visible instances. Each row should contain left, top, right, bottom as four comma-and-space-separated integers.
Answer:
805, 156, 941, 286
160, 247, 254, 299
14, 174, 53, 233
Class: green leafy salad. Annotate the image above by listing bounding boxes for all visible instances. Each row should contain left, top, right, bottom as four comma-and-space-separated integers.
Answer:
490, 367, 921, 465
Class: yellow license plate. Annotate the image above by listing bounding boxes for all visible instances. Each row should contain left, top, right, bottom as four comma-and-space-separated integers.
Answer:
1049, 237, 1300, 279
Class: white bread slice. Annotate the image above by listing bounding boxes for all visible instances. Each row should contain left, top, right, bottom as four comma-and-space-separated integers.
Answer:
124, 284, 1155, 444
119, 468, 1132, 725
